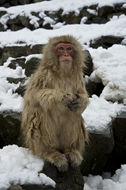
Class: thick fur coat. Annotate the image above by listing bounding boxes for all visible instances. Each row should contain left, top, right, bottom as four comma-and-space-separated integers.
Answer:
21, 35, 89, 171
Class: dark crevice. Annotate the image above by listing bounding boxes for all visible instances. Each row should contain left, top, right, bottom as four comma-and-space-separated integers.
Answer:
86, 81, 104, 97
103, 147, 126, 175
103, 114, 126, 175
0, 136, 5, 148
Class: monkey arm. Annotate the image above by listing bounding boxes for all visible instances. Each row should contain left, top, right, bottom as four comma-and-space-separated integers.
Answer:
75, 80, 89, 113
77, 89, 89, 113
32, 88, 76, 111
34, 89, 63, 110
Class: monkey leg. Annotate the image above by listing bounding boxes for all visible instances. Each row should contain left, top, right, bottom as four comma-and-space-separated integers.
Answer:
65, 149, 83, 168
43, 150, 68, 172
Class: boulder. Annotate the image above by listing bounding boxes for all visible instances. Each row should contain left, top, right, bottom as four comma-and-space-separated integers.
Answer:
0, 22, 5, 31
42, 163, 84, 190
25, 57, 40, 77
81, 126, 114, 176
98, 6, 114, 17
113, 112, 126, 150
8, 184, 54, 190
63, 11, 81, 25
83, 50, 93, 76
0, 112, 21, 147
7, 77, 26, 97
0, 0, 6, 5
104, 111, 126, 173
90, 35, 124, 49
8, 58, 26, 69
1, 44, 43, 65
0, 2, 126, 31
86, 79, 104, 97
18, 0, 31, 5
1, 46, 30, 64
8, 163, 84, 190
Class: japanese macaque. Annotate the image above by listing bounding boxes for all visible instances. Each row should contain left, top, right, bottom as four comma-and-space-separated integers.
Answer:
21, 35, 89, 172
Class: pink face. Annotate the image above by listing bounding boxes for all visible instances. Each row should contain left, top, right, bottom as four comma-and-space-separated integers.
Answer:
56, 43, 75, 57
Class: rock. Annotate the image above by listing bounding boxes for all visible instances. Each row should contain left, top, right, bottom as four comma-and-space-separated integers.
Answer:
86, 79, 104, 97
6, 77, 26, 96
0, 1, 125, 187
30, 44, 43, 54
80, 6, 99, 24
0, 112, 21, 147
25, 57, 40, 77
91, 16, 107, 24
33, 0, 51, 2
8, 185, 22, 190
90, 35, 124, 49
11, 0, 19, 6
18, 0, 31, 5
6, 16, 23, 31
84, 50, 93, 76
42, 162, 84, 190
1, 44, 43, 64
8, 163, 84, 190
7, 77, 25, 84
0, 10, 7, 17
113, 112, 126, 149
21, 184, 54, 190
15, 84, 26, 97
81, 128, 114, 175
1, 46, 29, 64
63, 11, 81, 24
0, 48, 3, 65
105, 112, 126, 173
8, 58, 26, 69
0, 2, 125, 31
8, 184, 55, 190
0, 22, 5, 31
2, 3, 10, 8
98, 6, 114, 17
0, 0, 6, 5
18, 15, 33, 29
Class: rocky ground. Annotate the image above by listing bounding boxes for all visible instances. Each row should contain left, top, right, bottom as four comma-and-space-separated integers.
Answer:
0, 1, 126, 190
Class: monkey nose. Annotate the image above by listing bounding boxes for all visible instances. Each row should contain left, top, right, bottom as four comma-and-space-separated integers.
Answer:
64, 51, 69, 56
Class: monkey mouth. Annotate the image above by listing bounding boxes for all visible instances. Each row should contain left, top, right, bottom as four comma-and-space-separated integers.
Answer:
61, 59, 72, 65
60, 56, 72, 62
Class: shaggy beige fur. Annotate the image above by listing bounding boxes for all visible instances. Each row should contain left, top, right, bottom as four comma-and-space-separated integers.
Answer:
21, 35, 89, 171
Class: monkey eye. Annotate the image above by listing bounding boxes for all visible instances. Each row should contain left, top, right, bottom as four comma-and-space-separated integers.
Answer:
67, 47, 72, 51
58, 46, 64, 50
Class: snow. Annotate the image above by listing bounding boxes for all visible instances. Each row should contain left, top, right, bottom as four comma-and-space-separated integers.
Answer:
0, 145, 55, 190
82, 95, 125, 135
0, 57, 25, 112
0, 0, 126, 189
0, 0, 125, 17
0, 14, 126, 47
89, 45, 126, 102
84, 165, 126, 190
25, 54, 42, 62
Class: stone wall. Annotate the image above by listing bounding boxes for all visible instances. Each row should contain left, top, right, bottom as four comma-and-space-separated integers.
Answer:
0, 1, 126, 190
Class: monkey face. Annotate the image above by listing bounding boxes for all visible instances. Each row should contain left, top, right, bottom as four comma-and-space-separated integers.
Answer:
56, 43, 75, 57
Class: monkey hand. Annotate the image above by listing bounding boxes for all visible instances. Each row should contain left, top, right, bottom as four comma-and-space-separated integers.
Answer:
61, 93, 76, 106
68, 92, 89, 113
67, 93, 81, 112
61, 93, 80, 112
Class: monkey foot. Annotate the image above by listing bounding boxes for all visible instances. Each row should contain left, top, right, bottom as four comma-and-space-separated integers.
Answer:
53, 154, 68, 172
66, 150, 83, 168
46, 152, 68, 172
